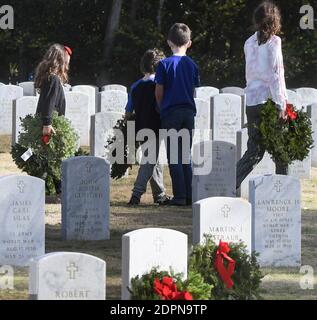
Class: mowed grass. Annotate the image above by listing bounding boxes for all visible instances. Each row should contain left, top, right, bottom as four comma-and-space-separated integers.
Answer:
0, 134, 316, 300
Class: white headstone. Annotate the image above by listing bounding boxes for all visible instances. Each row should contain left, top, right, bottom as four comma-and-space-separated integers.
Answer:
220, 87, 245, 95
286, 89, 301, 110
249, 175, 301, 267
237, 128, 275, 198
19, 82, 35, 96
90, 112, 124, 158
121, 228, 188, 300
65, 92, 90, 146
29, 252, 106, 300
63, 84, 72, 92
288, 153, 311, 179
192, 141, 236, 203
295, 88, 317, 107
0, 85, 23, 135
99, 90, 128, 113
211, 94, 242, 144
194, 86, 219, 102
0, 175, 45, 266
12, 96, 38, 144
62, 156, 110, 240
307, 105, 317, 167
193, 197, 251, 252
193, 98, 211, 145
72, 85, 97, 116
220, 88, 246, 125
102, 84, 127, 93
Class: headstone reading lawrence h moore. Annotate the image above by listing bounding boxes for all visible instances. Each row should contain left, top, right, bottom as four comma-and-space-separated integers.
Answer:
249, 174, 301, 267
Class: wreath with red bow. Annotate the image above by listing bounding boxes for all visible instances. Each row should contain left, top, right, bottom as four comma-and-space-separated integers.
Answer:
129, 268, 212, 300
189, 236, 263, 300
259, 99, 313, 166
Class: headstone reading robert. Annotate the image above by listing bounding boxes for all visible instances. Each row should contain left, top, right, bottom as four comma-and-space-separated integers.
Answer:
121, 228, 187, 300
62, 156, 110, 240
0, 175, 45, 266
192, 141, 236, 203
249, 174, 301, 267
193, 197, 251, 252
29, 252, 106, 300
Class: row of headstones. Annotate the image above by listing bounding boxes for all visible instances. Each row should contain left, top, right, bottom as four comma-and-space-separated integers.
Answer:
0, 84, 128, 146
2, 84, 317, 160
0, 171, 300, 299
192, 137, 311, 204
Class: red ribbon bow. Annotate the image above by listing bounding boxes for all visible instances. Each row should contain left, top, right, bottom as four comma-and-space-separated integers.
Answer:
153, 276, 193, 300
42, 135, 51, 145
286, 103, 297, 121
214, 240, 236, 289
64, 46, 73, 56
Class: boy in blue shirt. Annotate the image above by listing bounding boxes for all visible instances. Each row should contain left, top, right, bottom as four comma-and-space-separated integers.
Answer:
155, 23, 200, 206
125, 49, 170, 205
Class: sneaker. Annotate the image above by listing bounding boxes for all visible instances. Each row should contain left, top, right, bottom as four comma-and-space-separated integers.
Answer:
159, 198, 186, 206
155, 195, 171, 205
128, 195, 140, 206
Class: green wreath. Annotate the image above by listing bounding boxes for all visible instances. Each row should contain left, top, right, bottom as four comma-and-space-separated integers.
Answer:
189, 236, 263, 300
259, 99, 314, 166
11, 112, 81, 195
129, 268, 213, 300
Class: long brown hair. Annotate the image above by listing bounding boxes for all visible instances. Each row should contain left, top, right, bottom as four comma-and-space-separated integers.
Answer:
253, 1, 281, 45
34, 44, 70, 89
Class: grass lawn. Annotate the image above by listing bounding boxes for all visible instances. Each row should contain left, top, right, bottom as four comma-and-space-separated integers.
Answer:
0, 135, 316, 300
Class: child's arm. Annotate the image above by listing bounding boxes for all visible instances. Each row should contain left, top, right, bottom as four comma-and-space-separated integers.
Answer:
269, 37, 287, 113
155, 84, 164, 109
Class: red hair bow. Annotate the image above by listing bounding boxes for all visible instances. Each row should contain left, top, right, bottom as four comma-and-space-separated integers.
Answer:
64, 46, 72, 56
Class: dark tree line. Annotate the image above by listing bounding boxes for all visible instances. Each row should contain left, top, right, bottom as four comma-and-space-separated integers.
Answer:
0, 0, 316, 88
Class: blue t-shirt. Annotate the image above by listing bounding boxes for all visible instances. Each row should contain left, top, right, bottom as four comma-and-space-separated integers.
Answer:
155, 55, 200, 119
125, 75, 156, 113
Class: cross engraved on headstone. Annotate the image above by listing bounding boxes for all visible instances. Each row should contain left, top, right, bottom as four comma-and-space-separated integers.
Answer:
153, 238, 164, 253
225, 98, 231, 106
274, 180, 282, 192
85, 162, 92, 173
66, 262, 79, 280
17, 180, 26, 193
221, 204, 231, 218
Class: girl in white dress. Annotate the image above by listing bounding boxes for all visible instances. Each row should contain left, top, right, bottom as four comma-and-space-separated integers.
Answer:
236, 1, 288, 189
